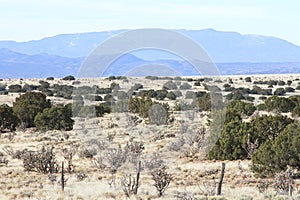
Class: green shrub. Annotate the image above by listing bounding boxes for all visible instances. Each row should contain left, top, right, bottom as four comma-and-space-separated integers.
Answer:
192, 93, 211, 111
163, 81, 177, 90
62, 75, 75, 81
95, 102, 111, 117
46, 77, 54, 80
34, 105, 74, 131
128, 96, 169, 123
292, 106, 300, 117
251, 86, 272, 95
226, 91, 245, 101
179, 83, 192, 90
245, 77, 252, 82
13, 92, 51, 127
274, 88, 286, 96
173, 101, 193, 111
110, 82, 120, 90
0, 104, 19, 132
166, 91, 176, 100
38, 80, 50, 89
138, 89, 157, 98
227, 100, 256, 117
208, 119, 255, 160
185, 91, 195, 99
148, 103, 169, 125
252, 122, 300, 177
250, 115, 293, 143
155, 90, 168, 100
23, 84, 39, 92
8, 84, 24, 93
264, 96, 296, 113
172, 90, 182, 97
278, 80, 285, 86
285, 87, 295, 93
130, 83, 143, 91
96, 87, 112, 94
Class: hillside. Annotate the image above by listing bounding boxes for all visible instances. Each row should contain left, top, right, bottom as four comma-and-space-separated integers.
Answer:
1, 29, 300, 63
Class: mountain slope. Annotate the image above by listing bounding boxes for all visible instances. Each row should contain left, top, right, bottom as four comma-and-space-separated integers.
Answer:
1, 48, 299, 78
1, 29, 300, 62
0, 48, 82, 78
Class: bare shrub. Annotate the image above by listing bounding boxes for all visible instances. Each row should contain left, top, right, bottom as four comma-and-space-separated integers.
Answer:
0, 152, 8, 166
120, 174, 136, 197
198, 177, 217, 196
78, 146, 97, 158
87, 138, 108, 151
76, 172, 87, 181
62, 147, 76, 173
168, 137, 185, 152
151, 167, 172, 197
12, 149, 28, 159
92, 156, 106, 169
273, 167, 294, 196
182, 127, 206, 157
256, 180, 270, 193
145, 153, 165, 171
175, 191, 195, 200
125, 140, 144, 164
242, 138, 259, 159
106, 146, 127, 174
48, 173, 57, 184
105, 146, 127, 188
22, 146, 59, 174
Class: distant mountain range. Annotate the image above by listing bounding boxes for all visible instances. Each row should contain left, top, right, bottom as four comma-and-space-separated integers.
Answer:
0, 48, 299, 78
0, 29, 300, 78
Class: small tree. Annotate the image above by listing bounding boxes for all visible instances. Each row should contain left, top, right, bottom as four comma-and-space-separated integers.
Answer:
34, 105, 74, 131
152, 167, 172, 197
13, 92, 51, 128
0, 104, 19, 132
252, 122, 300, 177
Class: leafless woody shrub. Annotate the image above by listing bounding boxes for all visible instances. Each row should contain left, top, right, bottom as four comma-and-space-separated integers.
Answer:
120, 174, 136, 197
22, 146, 59, 174
256, 179, 270, 193
145, 153, 165, 171
125, 140, 144, 164
273, 167, 294, 196
198, 177, 217, 196
242, 138, 259, 159
151, 167, 172, 197
174, 191, 195, 200
106, 146, 127, 188
62, 147, 76, 173
0, 152, 8, 165
76, 172, 87, 181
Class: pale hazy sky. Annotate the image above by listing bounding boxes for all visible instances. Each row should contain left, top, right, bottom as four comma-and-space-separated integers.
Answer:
1, 0, 299, 45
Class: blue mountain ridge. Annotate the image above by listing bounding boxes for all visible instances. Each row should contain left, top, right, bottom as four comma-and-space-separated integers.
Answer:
0, 29, 300, 78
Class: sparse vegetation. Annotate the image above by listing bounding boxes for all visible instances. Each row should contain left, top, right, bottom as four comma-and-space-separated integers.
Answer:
0, 75, 300, 199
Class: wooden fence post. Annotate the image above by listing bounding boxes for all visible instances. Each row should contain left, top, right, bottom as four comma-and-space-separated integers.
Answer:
217, 162, 225, 195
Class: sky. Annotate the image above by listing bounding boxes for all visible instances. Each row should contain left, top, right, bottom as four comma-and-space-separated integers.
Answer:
0, 0, 300, 46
